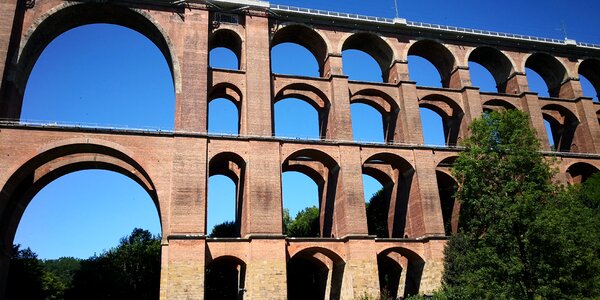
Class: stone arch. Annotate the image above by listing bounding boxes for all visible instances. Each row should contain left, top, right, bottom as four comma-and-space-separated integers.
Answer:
377, 247, 425, 298
482, 99, 518, 112
467, 47, 515, 93
435, 156, 459, 235
209, 28, 244, 70
0, 141, 161, 282
419, 94, 465, 146
208, 82, 242, 134
578, 58, 600, 99
205, 255, 246, 300
282, 149, 340, 237
7, 2, 180, 119
362, 152, 419, 238
407, 39, 457, 88
541, 104, 581, 152
287, 246, 345, 300
350, 89, 400, 143
524, 53, 568, 98
208, 152, 247, 236
271, 23, 329, 76
341, 32, 395, 82
566, 162, 599, 184
274, 83, 330, 138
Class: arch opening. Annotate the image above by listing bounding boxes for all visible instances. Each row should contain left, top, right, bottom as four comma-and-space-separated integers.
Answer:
282, 171, 320, 237
10, 3, 178, 121
468, 47, 514, 93
578, 59, 600, 102
205, 256, 246, 300
208, 153, 246, 237
435, 157, 459, 235
525, 53, 568, 98
342, 33, 394, 83
566, 162, 599, 184
208, 98, 240, 135
271, 24, 328, 77
287, 248, 345, 300
22, 23, 175, 129
209, 29, 242, 70
362, 153, 418, 238
274, 98, 323, 139
377, 248, 424, 298
407, 40, 456, 88
482, 99, 517, 113
350, 103, 386, 143
542, 104, 580, 152
419, 95, 464, 146
282, 150, 340, 237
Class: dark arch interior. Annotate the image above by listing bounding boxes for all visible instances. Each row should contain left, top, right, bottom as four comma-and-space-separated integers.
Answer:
435, 170, 458, 235
342, 33, 394, 82
408, 40, 456, 88
205, 257, 246, 300
566, 162, 599, 184
377, 250, 424, 298
363, 153, 416, 238
579, 59, 600, 101
542, 105, 579, 152
525, 53, 567, 98
287, 250, 344, 300
419, 95, 464, 146
468, 47, 513, 93
482, 99, 517, 113
208, 153, 246, 237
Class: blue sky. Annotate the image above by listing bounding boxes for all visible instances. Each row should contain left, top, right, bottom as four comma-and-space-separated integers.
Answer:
14, 0, 600, 259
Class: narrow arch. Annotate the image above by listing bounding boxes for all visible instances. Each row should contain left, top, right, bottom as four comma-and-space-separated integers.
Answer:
482, 99, 517, 113
208, 97, 240, 135
342, 33, 394, 82
377, 247, 425, 298
274, 83, 330, 139
7, 3, 179, 119
419, 94, 464, 146
541, 104, 580, 152
287, 247, 345, 300
468, 47, 514, 93
566, 162, 599, 184
436, 157, 459, 235
362, 153, 418, 238
205, 256, 246, 300
578, 59, 600, 101
282, 149, 339, 237
209, 28, 243, 70
525, 53, 568, 98
350, 89, 399, 143
271, 24, 328, 77
407, 40, 457, 88
208, 152, 246, 237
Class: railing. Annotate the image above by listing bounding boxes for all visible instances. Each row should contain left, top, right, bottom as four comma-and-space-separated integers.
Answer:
269, 4, 600, 50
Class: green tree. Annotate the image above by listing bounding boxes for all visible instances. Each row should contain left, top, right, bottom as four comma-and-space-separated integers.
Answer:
442, 110, 600, 299
286, 206, 320, 237
209, 220, 238, 237
366, 189, 388, 237
6, 245, 45, 299
67, 228, 161, 299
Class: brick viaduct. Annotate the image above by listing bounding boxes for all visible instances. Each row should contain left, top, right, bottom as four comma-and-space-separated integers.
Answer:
1, 0, 600, 299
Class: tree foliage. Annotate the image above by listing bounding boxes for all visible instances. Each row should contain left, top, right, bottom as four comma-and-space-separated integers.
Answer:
442, 110, 600, 299
366, 189, 388, 237
285, 206, 320, 237
209, 220, 238, 238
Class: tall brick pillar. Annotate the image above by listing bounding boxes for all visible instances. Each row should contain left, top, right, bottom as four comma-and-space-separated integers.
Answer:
408, 151, 445, 237
340, 239, 380, 299
507, 72, 551, 150
392, 60, 425, 144
174, 9, 209, 132
561, 78, 600, 152
454, 65, 483, 142
324, 53, 353, 141
241, 12, 287, 300
0, 0, 20, 119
